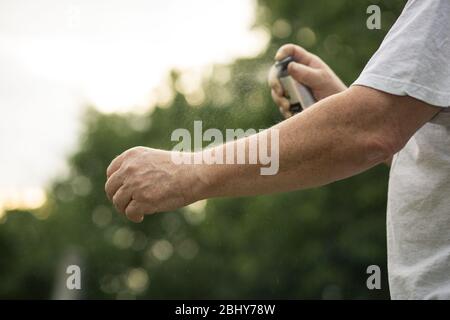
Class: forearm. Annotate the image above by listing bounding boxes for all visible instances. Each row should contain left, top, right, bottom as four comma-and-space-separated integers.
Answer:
195, 87, 399, 199
105, 86, 439, 221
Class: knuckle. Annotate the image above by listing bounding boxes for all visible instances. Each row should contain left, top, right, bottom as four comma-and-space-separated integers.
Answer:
318, 69, 329, 82
287, 63, 299, 75
143, 190, 156, 203
125, 146, 143, 158
114, 201, 123, 213
131, 189, 149, 203
276, 43, 294, 58
131, 146, 146, 154
112, 191, 120, 204
105, 184, 113, 199
283, 43, 296, 50
124, 163, 137, 174
128, 165, 136, 173
310, 53, 320, 61
300, 66, 312, 79
113, 201, 124, 214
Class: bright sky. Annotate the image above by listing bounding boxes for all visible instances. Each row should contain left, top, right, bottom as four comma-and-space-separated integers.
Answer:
0, 0, 269, 214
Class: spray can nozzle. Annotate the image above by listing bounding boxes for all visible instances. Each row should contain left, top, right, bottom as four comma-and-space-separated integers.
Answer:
275, 56, 296, 73
274, 56, 316, 114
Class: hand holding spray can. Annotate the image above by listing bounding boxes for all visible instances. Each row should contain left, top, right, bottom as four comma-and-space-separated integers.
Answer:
275, 56, 316, 114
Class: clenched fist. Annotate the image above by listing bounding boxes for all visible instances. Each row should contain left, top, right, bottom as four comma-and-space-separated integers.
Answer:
105, 147, 203, 223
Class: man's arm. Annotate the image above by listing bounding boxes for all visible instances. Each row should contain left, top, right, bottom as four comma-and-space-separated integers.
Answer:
105, 85, 440, 222
195, 86, 438, 198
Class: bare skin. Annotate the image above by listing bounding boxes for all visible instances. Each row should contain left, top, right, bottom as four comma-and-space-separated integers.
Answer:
269, 44, 347, 117
105, 44, 440, 223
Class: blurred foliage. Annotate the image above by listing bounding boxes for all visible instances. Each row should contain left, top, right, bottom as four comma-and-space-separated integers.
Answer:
0, 0, 406, 299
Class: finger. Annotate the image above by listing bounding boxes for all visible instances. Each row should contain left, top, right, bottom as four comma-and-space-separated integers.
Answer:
271, 90, 292, 118
272, 79, 283, 96
106, 153, 127, 179
105, 169, 125, 201
125, 200, 156, 216
106, 146, 143, 179
275, 44, 315, 66
268, 66, 283, 95
125, 200, 155, 223
127, 212, 144, 223
287, 62, 323, 88
112, 184, 133, 214
279, 107, 292, 119
271, 89, 290, 110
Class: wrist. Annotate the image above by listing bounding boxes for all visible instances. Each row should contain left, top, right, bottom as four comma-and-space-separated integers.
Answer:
184, 151, 214, 203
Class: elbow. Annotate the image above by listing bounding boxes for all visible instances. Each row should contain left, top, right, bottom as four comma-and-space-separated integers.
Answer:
364, 133, 405, 165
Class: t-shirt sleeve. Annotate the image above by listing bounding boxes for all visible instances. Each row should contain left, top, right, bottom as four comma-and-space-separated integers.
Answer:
352, 0, 450, 107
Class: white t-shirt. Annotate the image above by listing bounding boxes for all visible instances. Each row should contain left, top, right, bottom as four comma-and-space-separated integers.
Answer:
353, 0, 450, 299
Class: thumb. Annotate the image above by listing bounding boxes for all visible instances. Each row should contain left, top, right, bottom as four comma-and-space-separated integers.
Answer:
127, 212, 144, 223
125, 200, 145, 223
287, 62, 323, 88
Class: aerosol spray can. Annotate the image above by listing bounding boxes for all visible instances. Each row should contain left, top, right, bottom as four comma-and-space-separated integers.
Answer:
275, 56, 316, 114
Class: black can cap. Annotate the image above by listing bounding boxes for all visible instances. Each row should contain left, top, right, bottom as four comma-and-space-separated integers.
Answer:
275, 56, 296, 71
